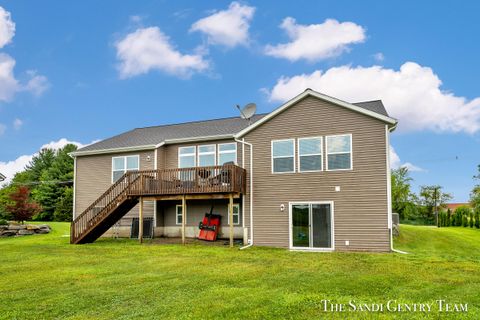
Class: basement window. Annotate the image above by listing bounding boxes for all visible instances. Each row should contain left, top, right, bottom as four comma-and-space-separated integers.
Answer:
272, 139, 295, 173
176, 205, 183, 225
227, 204, 240, 225
112, 155, 139, 183
326, 134, 352, 171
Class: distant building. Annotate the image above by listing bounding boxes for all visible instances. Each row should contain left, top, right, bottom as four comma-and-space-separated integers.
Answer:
445, 203, 471, 211
0, 172, 5, 182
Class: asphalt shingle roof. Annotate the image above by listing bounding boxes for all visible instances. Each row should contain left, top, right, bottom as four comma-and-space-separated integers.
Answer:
77, 99, 390, 153
352, 100, 389, 117
78, 114, 268, 152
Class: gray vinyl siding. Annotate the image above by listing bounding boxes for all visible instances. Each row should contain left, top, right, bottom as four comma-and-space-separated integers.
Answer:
74, 150, 155, 227
157, 200, 241, 227
243, 95, 390, 252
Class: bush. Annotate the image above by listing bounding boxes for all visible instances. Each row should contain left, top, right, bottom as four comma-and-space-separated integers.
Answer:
5, 186, 41, 223
454, 206, 471, 227
475, 209, 480, 229
469, 212, 474, 228
0, 218, 8, 226
446, 209, 452, 226
463, 214, 469, 227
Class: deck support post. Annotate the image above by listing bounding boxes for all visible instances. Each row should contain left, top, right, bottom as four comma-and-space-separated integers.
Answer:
139, 196, 143, 244
229, 193, 234, 248
182, 195, 186, 245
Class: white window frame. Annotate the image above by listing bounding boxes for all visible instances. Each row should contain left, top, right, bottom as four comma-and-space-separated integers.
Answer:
271, 139, 296, 174
217, 142, 237, 165
297, 137, 323, 173
326, 134, 353, 171
197, 144, 216, 167
176, 205, 183, 225
178, 146, 196, 168
227, 204, 240, 225
111, 155, 139, 183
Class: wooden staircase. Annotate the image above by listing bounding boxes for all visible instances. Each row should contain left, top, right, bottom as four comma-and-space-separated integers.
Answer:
70, 165, 247, 244
70, 173, 141, 244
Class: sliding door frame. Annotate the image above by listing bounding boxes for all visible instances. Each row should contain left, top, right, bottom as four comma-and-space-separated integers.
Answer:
288, 201, 335, 251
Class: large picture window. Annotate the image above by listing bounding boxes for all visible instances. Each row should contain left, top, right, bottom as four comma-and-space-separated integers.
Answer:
178, 146, 196, 168
198, 145, 216, 167
218, 143, 237, 165
272, 139, 295, 173
326, 134, 352, 170
112, 155, 139, 182
298, 137, 322, 172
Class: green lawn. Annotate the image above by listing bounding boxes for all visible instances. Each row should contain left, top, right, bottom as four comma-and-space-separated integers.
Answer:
1, 223, 479, 319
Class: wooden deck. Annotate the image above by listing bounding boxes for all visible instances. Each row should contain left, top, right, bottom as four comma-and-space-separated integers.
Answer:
71, 164, 246, 245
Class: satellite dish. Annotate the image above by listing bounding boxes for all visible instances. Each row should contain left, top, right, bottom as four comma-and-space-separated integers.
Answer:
236, 103, 257, 120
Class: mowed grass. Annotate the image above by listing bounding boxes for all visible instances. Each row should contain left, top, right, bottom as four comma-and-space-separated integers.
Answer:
1, 223, 479, 319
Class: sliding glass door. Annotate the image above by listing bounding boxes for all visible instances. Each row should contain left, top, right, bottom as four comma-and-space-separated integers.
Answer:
291, 202, 333, 249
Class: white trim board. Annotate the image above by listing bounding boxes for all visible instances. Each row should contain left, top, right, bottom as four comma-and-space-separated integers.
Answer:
236, 89, 397, 138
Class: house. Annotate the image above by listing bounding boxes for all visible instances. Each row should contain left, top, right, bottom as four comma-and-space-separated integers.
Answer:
70, 89, 398, 252
445, 203, 471, 212
0, 172, 5, 182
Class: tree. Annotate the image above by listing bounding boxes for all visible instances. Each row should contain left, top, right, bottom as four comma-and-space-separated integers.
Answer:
471, 165, 480, 210
5, 187, 41, 223
475, 208, 480, 229
53, 187, 73, 222
463, 214, 469, 227
32, 144, 77, 221
391, 167, 417, 220
419, 185, 453, 225
469, 211, 474, 228
446, 208, 452, 226
454, 206, 469, 226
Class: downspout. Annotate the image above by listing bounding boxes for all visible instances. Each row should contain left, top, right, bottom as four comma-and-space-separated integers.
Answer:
69, 153, 77, 220
386, 124, 408, 254
235, 138, 254, 250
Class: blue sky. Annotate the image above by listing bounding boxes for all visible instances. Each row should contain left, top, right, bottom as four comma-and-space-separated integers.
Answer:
0, 0, 479, 201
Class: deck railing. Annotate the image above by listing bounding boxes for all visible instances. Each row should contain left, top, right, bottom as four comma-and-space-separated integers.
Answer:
128, 164, 246, 196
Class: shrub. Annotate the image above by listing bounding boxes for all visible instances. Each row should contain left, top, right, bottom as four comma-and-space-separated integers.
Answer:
475, 209, 480, 229
454, 206, 470, 227
469, 212, 474, 228
0, 218, 8, 226
5, 186, 41, 223
462, 214, 469, 227
446, 209, 452, 226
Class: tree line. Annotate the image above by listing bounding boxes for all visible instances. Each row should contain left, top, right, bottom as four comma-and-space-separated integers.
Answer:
392, 165, 480, 227
0, 144, 77, 223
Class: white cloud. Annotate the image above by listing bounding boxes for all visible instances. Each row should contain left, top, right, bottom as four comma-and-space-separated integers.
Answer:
0, 138, 91, 186
0, 55, 49, 102
0, 53, 19, 102
267, 62, 480, 134
0, 123, 6, 135
0, 7, 48, 102
390, 146, 424, 172
264, 18, 366, 62
190, 2, 255, 48
23, 70, 49, 96
13, 118, 22, 130
373, 52, 384, 62
0, 6, 15, 49
115, 27, 209, 79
